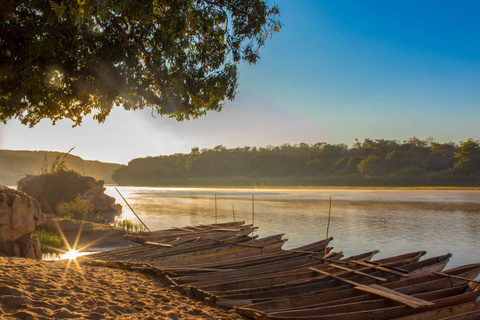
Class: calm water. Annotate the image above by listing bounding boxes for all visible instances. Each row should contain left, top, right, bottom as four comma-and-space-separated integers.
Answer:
105, 187, 480, 271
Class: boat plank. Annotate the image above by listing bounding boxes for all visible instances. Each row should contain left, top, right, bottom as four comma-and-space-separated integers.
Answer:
329, 263, 388, 282
309, 267, 434, 308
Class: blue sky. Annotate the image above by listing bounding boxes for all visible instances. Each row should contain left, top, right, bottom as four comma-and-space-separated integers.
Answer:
1, 0, 480, 164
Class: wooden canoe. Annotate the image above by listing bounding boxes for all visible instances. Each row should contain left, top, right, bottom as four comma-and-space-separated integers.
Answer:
147, 235, 287, 267
125, 224, 257, 244
85, 233, 258, 262
198, 251, 423, 294
169, 250, 338, 285
235, 263, 480, 318
251, 264, 480, 319
393, 299, 480, 320
211, 253, 449, 307
265, 283, 480, 320
181, 237, 335, 270
167, 238, 337, 283
132, 221, 247, 236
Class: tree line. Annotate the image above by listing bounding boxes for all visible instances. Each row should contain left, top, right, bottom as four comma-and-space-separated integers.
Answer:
112, 138, 480, 187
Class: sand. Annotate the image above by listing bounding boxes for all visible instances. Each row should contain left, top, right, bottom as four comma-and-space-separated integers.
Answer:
3, 214, 245, 319
0, 256, 244, 319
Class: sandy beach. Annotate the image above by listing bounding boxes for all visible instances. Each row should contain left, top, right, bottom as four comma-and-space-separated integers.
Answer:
0, 213, 243, 319
0, 256, 244, 319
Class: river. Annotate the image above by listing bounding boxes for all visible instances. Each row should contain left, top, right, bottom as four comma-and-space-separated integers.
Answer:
105, 187, 480, 271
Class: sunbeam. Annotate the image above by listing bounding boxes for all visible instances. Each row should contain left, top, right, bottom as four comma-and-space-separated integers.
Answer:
50, 218, 87, 278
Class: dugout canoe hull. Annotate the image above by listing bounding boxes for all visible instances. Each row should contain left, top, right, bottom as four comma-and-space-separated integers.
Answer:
211, 253, 450, 307
169, 250, 338, 285
265, 284, 480, 320
235, 263, 480, 318
237, 263, 480, 319
393, 299, 480, 320
199, 250, 423, 294
148, 235, 287, 267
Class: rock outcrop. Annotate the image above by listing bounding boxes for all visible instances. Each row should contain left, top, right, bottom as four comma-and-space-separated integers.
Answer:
0, 188, 45, 259
81, 179, 122, 221
17, 171, 121, 221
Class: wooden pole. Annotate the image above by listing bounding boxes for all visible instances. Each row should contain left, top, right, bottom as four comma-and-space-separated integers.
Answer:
114, 187, 151, 232
215, 193, 217, 224
252, 195, 255, 246
232, 204, 235, 221
324, 197, 332, 258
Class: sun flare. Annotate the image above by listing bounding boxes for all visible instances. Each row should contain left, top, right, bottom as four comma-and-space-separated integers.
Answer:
62, 249, 81, 260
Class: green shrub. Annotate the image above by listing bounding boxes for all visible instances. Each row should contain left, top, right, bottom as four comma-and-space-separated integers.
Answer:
56, 194, 101, 222
34, 229, 62, 248
112, 220, 147, 232
401, 166, 427, 177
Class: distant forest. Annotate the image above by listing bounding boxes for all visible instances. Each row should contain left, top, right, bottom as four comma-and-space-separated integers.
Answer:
0, 150, 124, 185
113, 138, 480, 187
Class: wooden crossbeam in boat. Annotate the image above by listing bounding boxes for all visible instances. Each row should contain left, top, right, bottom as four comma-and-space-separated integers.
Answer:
308, 267, 434, 309
143, 241, 174, 247
355, 284, 435, 309
433, 271, 480, 284
329, 263, 388, 282
185, 225, 207, 230
349, 259, 409, 277
365, 259, 410, 273
204, 236, 280, 249
171, 226, 197, 232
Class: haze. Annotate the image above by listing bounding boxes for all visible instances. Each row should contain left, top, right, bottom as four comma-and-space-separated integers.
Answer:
1, 0, 479, 164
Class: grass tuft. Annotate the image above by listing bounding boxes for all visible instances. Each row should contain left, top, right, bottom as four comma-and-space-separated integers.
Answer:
34, 229, 62, 248
112, 220, 147, 232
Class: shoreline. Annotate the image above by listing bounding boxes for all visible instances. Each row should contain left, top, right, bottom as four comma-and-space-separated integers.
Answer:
108, 185, 480, 191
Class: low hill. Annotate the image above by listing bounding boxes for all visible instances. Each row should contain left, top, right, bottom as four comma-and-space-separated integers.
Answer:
0, 150, 124, 185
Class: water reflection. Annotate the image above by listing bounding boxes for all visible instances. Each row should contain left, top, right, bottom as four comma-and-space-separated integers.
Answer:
43, 250, 93, 261
106, 187, 480, 269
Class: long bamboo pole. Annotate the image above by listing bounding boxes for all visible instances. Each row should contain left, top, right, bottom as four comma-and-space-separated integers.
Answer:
215, 193, 217, 224
252, 195, 255, 246
324, 197, 332, 258
115, 187, 151, 232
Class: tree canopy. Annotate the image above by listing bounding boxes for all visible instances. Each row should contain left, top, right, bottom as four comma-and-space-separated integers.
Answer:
111, 138, 480, 187
0, 0, 280, 126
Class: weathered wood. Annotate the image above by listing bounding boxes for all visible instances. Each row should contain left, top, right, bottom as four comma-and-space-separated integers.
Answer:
350, 259, 409, 277
206, 235, 285, 249
143, 241, 173, 247
124, 222, 256, 244
265, 285, 479, 320
184, 239, 335, 270
393, 300, 480, 320
354, 284, 434, 309
148, 237, 287, 267
234, 262, 480, 316
163, 267, 237, 272
329, 263, 388, 282
206, 251, 418, 296
172, 225, 207, 232
433, 271, 480, 284
212, 254, 451, 307
171, 250, 339, 285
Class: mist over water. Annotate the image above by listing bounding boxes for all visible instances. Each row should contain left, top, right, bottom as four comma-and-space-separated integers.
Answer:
107, 187, 480, 271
